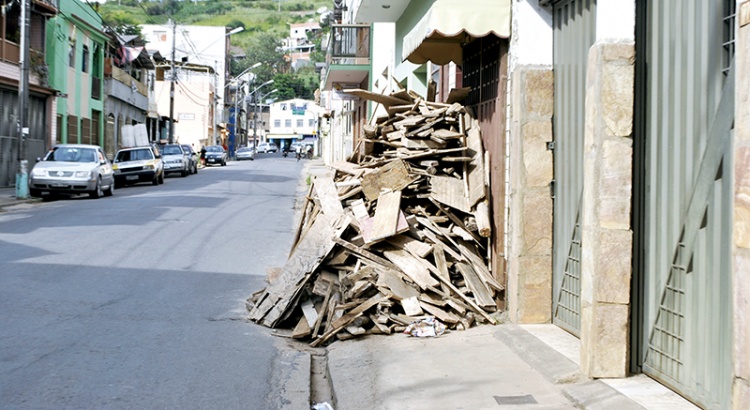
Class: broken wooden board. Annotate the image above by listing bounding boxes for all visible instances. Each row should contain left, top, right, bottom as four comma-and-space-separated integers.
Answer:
465, 124, 486, 208
249, 213, 350, 327
314, 175, 345, 216
361, 159, 413, 201
386, 235, 433, 258
455, 262, 495, 309
329, 160, 365, 177
383, 249, 439, 290
312, 293, 388, 347
400, 296, 424, 316
342, 89, 412, 107
430, 175, 471, 213
369, 190, 403, 243
376, 268, 420, 301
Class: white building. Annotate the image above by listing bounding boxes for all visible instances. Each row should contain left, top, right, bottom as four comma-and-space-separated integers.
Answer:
266, 99, 319, 151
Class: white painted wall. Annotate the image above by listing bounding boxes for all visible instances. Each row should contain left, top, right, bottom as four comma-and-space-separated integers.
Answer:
510, 0, 553, 71
370, 22, 396, 122
596, 0, 635, 42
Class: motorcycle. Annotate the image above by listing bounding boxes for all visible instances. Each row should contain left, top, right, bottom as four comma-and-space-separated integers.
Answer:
282, 150, 288, 158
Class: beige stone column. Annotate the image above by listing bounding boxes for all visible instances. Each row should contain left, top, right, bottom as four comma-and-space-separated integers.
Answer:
507, 67, 554, 323
733, 2, 750, 408
579, 42, 634, 378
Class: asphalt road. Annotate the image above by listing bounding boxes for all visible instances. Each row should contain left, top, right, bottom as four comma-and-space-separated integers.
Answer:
0, 153, 310, 409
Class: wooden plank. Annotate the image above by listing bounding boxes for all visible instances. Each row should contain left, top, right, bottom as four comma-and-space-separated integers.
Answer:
401, 136, 445, 149
312, 281, 334, 338
289, 181, 315, 257
376, 268, 420, 300
383, 249, 439, 290
455, 262, 495, 309
342, 89, 412, 107
386, 235, 433, 258
430, 175, 471, 213
431, 128, 464, 139
361, 159, 413, 201
456, 239, 504, 291
314, 175, 345, 216
301, 299, 319, 328
332, 236, 398, 271
400, 296, 424, 316
369, 190, 402, 242
428, 198, 483, 244
312, 294, 388, 347
329, 160, 365, 177
432, 242, 450, 281
249, 214, 350, 327
474, 200, 492, 238
465, 124, 486, 207
419, 301, 460, 324
291, 315, 312, 338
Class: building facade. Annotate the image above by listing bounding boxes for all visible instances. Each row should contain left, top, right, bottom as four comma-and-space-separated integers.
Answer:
266, 98, 319, 151
0, 0, 58, 187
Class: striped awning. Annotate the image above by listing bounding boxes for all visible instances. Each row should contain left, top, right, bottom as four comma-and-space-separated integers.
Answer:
402, 0, 511, 65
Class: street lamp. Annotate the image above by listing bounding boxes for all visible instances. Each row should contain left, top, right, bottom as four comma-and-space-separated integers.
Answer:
252, 88, 277, 151
231, 63, 262, 155
243, 80, 274, 151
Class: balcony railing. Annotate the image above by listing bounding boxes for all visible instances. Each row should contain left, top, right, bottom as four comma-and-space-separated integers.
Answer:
326, 24, 371, 66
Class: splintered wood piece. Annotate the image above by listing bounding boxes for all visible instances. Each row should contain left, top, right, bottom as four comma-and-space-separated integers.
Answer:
456, 240, 504, 291
361, 159, 412, 201
428, 198, 483, 244
312, 271, 338, 296
432, 242, 450, 281
292, 315, 312, 339
314, 175, 345, 216
312, 281, 334, 338
455, 262, 495, 309
332, 236, 398, 272
249, 213, 350, 327
359, 211, 409, 245
441, 156, 473, 162
342, 89, 412, 107
312, 293, 388, 347
376, 268, 420, 301
301, 299, 319, 328
432, 128, 464, 139
289, 181, 315, 256
430, 175, 471, 213
350, 198, 369, 221
386, 235, 433, 258
329, 161, 365, 177
383, 249, 440, 290
369, 314, 391, 334
475, 201, 492, 238
466, 124, 486, 208
402, 136, 445, 150
400, 296, 424, 316
386, 130, 405, 141
370, 190, 403, 242
419, 301, 460, 324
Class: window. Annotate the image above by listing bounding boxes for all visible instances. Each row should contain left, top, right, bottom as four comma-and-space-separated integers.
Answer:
82, 45, 89, 73
308, 119, 316, 127
281, 104, 287, 110
296, 119, 303, 128
67, 115, 79, 143
68, 43, 76, 68
274, 119, 281, 128
285, 119, 292, 128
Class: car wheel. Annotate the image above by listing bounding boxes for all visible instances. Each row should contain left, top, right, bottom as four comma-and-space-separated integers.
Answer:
158, 171, 165, 184
90, 177, 103, 198
181, 167, 188, 177
221, 160, 226, 166
104, 181, 115, 197
30, 188, 42, 198
152, 174, 159, 185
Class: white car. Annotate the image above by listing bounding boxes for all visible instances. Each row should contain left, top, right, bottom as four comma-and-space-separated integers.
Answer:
28, 144, 115, 199
256, 142, 278, 153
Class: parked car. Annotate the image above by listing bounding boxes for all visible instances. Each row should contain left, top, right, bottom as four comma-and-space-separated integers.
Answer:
28, 144, 115, 199
236, 146, 256, 161
256, 142, 278, 153
112, 145, 164, 187
288, 141, 302, 153
204, 145, 228, 166
180, 144, 199, 174
161, 144, 190, 176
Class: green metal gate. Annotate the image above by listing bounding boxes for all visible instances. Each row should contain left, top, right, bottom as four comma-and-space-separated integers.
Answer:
550, 0, 597, 336
633, 1, 734, 408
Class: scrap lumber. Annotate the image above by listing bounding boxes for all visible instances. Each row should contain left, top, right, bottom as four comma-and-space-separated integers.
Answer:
247, 88, 502, 346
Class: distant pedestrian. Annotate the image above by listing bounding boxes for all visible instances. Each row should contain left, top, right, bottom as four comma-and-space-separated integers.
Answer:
200, 146, 206, 167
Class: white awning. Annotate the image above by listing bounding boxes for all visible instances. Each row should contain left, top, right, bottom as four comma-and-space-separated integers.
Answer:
402, 0, 511, 65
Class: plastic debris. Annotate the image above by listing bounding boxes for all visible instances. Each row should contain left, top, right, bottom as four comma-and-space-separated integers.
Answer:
312, 403, 334, 410
403, 317, 446, 337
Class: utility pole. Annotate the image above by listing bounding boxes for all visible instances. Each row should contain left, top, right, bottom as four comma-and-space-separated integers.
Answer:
15, 0, 30, 199
168, 20, 176, 144
213, 60, 218, 145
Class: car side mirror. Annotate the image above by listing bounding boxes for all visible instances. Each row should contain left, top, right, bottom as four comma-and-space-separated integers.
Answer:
36, 157, 41, 162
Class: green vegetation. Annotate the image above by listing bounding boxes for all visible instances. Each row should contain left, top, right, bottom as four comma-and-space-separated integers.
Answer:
96, 0, 332, 100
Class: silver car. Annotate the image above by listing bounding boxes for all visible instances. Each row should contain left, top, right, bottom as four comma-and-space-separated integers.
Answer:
236, 146, 255, 161
161, 144, 189, 177
28, 144, 115, 199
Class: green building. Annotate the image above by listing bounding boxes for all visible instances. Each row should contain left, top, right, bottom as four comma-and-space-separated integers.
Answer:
46, 0, 106, 145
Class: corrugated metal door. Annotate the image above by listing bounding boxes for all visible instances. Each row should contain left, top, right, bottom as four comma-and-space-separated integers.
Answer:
0, 89, 47, 187
633, 1, 734, 408
550, 0, 596, 336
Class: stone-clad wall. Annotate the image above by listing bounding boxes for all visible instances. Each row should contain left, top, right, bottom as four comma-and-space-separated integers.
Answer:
507, 67, 554, 323
734, 2, 750, 408
579, 42, 635, 378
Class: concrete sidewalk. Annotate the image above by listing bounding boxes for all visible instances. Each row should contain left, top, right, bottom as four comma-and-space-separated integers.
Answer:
296, 159, 696, 410
0, 187, 40, 211
324, 323, 697, 410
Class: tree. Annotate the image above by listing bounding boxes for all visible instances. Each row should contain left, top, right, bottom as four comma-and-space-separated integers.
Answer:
236, 32, 289, 84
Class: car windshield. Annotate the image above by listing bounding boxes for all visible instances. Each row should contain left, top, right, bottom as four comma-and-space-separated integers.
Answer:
115, 148, 152, 162
162, 145, 183, 155
206, 146, 223, 152
46, 147, 98, 163
181, 145, 194, 154
238, 147, 250, 152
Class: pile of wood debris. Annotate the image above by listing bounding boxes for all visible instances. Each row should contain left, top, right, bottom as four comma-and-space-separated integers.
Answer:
247, 89, 502, 347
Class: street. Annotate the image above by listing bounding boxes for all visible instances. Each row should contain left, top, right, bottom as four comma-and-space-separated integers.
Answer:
0, 153, 310, 409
